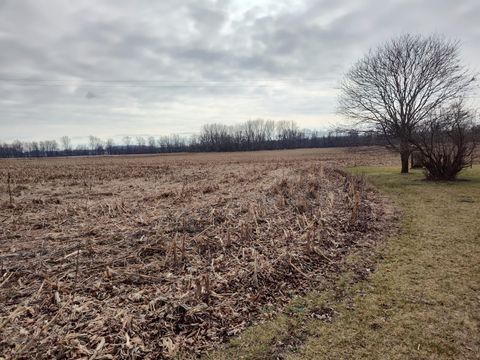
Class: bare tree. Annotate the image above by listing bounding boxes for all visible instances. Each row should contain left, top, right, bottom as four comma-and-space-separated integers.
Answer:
60, 136, 72, 153
88, 135, 103, 155
410, 102, 478, 180
339, 34, 475, 173
136, 136, 146, 147
39, 139, 58, 156
106, 138, 115, 155
147, 136, 156, 150
276, 120, 301, 148
11, 140, 24, 155
30, 141, 40, 157
89, 135, 97, 154
122, 136, 132, 147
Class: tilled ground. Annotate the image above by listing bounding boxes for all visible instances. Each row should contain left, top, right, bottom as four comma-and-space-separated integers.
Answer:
0, 149, 394, 359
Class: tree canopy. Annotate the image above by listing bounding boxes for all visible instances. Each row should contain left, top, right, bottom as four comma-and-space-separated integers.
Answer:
339, 34, 476, 173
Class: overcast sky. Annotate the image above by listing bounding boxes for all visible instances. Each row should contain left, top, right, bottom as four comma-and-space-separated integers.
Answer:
0, 0, 479, 144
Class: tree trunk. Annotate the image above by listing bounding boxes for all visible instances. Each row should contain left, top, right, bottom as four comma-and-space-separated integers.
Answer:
401, 151, 409, 173
400, 146, 410, 173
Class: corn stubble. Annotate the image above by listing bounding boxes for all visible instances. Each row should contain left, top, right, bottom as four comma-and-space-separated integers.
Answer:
0, 151, 390, 359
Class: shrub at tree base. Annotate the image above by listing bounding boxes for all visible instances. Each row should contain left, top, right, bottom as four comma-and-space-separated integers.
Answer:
411, 104, 478, 181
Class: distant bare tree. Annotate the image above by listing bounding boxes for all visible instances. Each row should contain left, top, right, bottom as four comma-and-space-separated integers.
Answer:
60, 136, 72, 153
122, 136, 132, 147
89, 135, 104, 155
106, 138, 115, 155
11, 140, 24, 154
136, 136, 146, 147
39, 139, 58, 156
276, 120, 301, 148
410, 102, 478, 180
339, 34, 475, 173
147, 136, 156, 150
89, 135, 96, 154
30, 141, 40, 157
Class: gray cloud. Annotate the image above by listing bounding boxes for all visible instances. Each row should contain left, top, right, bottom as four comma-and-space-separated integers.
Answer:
0, 0, 479, 143
85, 91, 97, 99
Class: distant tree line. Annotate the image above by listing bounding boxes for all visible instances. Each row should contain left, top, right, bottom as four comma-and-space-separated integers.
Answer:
0, 119, 389, 158
192, 120, 386, 152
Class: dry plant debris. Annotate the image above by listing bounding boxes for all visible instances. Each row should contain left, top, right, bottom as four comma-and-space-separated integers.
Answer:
0, 148, 393, 359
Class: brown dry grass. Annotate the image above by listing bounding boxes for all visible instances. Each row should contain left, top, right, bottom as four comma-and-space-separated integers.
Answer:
0, 147, 396, 359
210, 166, 480, 360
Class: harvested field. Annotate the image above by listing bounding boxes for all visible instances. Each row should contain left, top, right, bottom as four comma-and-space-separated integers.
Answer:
0, 147, 395, 359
